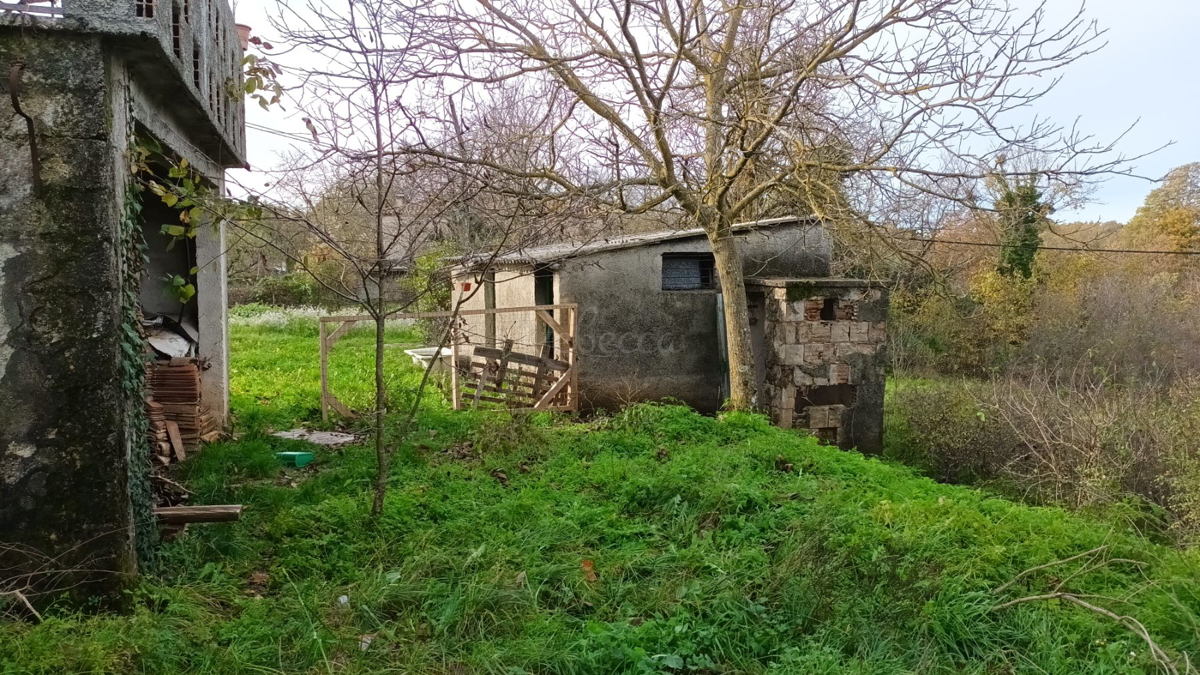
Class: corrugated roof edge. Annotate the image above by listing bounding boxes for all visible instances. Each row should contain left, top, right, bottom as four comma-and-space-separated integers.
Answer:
453, 215, 821, 268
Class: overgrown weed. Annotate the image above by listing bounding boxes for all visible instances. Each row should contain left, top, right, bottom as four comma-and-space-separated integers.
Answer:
4, 318, 1200, 673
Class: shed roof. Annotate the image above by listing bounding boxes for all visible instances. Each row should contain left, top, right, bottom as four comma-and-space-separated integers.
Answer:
458, 216, 819, 267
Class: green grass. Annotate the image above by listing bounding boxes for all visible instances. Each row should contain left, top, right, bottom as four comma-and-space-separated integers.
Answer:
3, 316, 1199, 673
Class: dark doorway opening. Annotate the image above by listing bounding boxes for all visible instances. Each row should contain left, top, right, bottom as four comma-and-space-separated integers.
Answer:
534, 266, 555, 359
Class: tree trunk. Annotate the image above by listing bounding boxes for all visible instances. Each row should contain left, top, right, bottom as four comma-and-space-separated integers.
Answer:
708, 223, 757, 410
370, 307, 390, 518
369, 71, 390, 519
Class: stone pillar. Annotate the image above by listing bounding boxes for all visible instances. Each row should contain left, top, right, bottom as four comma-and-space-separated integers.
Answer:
196, 216, 230, 426
0, 33, 138, 608
751, 279, 889, 453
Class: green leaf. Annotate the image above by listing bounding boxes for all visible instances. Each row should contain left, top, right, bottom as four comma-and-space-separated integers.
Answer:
164, 225, 186, 237
189, 266, 200, 275
162, 193, 179, 207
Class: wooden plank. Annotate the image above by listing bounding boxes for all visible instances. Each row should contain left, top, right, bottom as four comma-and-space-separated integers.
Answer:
461, 383, 538, 403
534, 367, 574, 409
462, 377, 539, 394
510, 405, 578, 412
451, 327, 461, 411
319, 320, 329, 422
568, 306, 579, 411
535, 309, 572, 348
472, 357, 493, 408
530, 344, 551, 400
467, 393, 530, 406
466, 360, 562, 379
327, 395, 355, 419
473, 346, 569, 371
494, 339, 514, 391
325, 319, 357, 349
166, 421, 186, 462
154, 505, 242, 524
319, 304, 578, 323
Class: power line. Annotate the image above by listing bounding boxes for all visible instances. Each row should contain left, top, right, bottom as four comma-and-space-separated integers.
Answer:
243, 123, 1197, 259
897, 236, 1200, 256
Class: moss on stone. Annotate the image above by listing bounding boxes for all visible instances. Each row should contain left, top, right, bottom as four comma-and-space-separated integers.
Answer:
785, 281, 820, 302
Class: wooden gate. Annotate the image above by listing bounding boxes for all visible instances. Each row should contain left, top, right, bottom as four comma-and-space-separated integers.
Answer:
319, 304, 578, 419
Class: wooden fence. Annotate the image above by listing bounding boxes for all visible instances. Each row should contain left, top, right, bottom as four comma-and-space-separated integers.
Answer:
319, 304, 579, 419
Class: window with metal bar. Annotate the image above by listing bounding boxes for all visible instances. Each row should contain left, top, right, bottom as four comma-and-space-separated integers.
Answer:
661, 253, 717, 291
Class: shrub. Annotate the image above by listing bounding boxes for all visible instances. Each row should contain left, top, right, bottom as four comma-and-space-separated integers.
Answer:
885, 379, 1018, 485
249, 272, 319, 307
887, 374, 1200, 544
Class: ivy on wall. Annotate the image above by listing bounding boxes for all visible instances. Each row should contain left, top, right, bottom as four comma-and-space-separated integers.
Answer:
120, 175, 158, 570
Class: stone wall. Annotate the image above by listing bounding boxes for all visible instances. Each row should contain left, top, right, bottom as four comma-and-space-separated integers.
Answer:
750, 279, 888, 453
1, 0, 244, 610
0, 32, 137, 608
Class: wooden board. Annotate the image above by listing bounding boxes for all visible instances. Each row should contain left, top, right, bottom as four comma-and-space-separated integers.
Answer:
153, 505, 242, 524
166, 421, 186, 462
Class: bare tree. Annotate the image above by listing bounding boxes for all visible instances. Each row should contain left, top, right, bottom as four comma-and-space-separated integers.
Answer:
395, 0, 1136, 409
206, 0, 615, 516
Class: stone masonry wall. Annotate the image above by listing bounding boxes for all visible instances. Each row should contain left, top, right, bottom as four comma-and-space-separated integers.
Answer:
0, 31, 137, 608
755, 280, 888, 454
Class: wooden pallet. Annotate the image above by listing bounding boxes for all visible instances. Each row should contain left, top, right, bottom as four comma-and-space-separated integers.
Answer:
458, 342, 573, 409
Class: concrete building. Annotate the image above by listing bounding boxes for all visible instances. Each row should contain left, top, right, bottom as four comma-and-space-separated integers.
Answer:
451, 217, 889, 452
0, 0, 243, 607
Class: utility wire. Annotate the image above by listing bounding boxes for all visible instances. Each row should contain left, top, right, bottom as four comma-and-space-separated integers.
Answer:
245, 124, 1198, 259
897, 237, 1200, 256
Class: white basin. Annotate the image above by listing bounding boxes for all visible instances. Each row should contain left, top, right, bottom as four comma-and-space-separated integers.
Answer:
403, 347, 454, 374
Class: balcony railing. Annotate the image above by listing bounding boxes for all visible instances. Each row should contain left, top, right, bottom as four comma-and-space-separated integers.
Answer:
0, 1, 65, 19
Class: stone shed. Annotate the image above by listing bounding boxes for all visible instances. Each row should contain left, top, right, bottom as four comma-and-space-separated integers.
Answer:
1, 0, 244, 607
747, 279, 889, 454
452, 217, 886, 421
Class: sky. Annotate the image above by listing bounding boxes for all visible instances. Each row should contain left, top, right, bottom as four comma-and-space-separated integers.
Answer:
230, 0, 1200, 224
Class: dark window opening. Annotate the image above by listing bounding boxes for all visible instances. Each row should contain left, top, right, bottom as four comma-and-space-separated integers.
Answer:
172, 3, 182, 59
819, 297, 837, 321
135, 0, 154, 18
183, 0, 189, 21
192, 40, 202, 90
795, 384, 857, 411
662, 253, 716, 291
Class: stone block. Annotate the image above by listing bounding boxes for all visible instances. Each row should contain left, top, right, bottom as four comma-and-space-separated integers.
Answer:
775, 406, 794, 429
850, 321, 870, 343
869, 321, 887, 343
792, 321, 809, 343
830, 322, 850, 342
780, 343, 805, 365
807, 321, 832, 343
804, 343, 833, 366
830, 363, 852, 384
794, 368, 813, 387
807, 405, 846, 429
835, 302, 857, 321
804, 300, 823, 321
